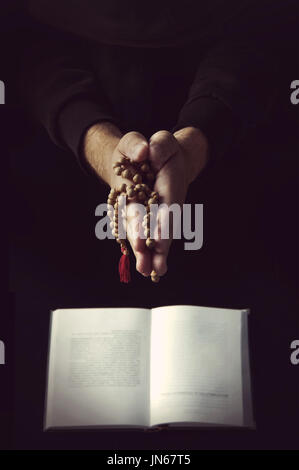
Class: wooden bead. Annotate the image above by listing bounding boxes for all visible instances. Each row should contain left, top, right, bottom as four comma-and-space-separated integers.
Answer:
140, 163, 150, 173
148, 198, 157, 206
135, 184, 142, 191
119, 155, 127, 164
138, 191, 146, 202
143, 184, 151, 195
146, 238, 155, 249
114, 167, 122, 175
112, 162, 120, 169
122, 169, 131, 179
119, 183, 127, 193
133, 173, 142, 184
151, 270, 160, 283
127, 187, 136, 198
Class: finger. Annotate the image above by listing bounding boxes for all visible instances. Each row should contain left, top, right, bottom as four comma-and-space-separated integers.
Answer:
149, 130, 179, 172
125, 201, 152, 276
118, 131, 148, 163
152, 236, 171, 273
153, 154, 188, 209
135, 250, 152, 277
150, 206, 172, 277
152, 252, 168, 277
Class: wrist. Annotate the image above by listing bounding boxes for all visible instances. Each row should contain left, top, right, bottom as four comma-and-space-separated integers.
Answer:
83, 121, 122, 185
173, 126, 209, 185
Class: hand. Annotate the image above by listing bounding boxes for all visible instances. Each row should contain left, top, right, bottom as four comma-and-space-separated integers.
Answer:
83, 123, 208, 278
143, 127, 209, 277
84, 123, 152, 274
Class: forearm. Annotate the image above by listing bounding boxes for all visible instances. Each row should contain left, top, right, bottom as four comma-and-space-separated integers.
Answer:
172, 1, 289, 163
83, 122, 123, 186
20, 18, 120, 163
173, 126, 209, 185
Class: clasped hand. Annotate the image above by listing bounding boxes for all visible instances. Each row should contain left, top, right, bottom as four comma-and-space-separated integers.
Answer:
84, 123, 208, 278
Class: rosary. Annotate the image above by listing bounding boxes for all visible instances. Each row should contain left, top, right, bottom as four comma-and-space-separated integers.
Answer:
107, 155, 160, 284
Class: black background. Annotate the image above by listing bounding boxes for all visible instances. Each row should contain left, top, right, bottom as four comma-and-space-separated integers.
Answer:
1, 0, 298, 450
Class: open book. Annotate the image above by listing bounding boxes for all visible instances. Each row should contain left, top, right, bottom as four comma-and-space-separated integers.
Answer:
44, 305, 254, 430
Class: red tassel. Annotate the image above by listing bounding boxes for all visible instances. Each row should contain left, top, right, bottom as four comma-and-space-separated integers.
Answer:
119, 246, 131, 283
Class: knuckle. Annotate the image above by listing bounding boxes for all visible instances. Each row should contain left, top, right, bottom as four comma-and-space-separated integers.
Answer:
150, 130, 172, 143
120, 131, 147, 156
125, 131, 144, 142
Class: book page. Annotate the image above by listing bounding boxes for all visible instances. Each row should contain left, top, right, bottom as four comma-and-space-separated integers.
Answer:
45, 308, 151, 429
150, 305, 247, 427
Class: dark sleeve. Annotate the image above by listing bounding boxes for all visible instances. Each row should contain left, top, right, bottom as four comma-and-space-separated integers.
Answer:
172, 0, 294, 163
20, 20, 120, 164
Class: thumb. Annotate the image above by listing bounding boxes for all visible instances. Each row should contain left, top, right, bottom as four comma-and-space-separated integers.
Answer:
117, 131, 148, 163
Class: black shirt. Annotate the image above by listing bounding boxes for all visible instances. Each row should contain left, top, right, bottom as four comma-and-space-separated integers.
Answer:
20, 0, 295, 166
